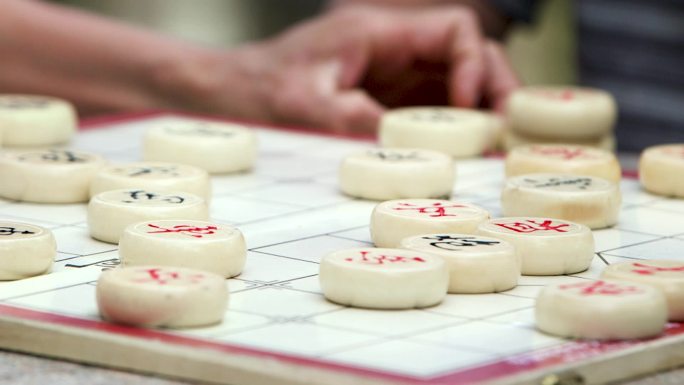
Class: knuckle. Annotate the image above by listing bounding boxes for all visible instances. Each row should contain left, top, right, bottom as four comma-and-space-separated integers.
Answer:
270, 84, 309, 121
455, 6, 478, 25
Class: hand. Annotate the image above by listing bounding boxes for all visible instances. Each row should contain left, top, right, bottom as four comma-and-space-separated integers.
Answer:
200, 5, 519, 135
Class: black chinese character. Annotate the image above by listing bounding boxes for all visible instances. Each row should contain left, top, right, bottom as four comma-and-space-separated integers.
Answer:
125, 166, 179, 177
122, 190, 185, 204
411, 109, 457, 123
0, 227, 36, 236
422, 235, 499, 251
525, 177, 593, 190
369, 150, 423, 162
165, 124, 235, 137
43, 150, 86, 163
123, 190, 155, 202
162, 195, 185, 204
18, 150, 86, 163
0, 98, 50, 109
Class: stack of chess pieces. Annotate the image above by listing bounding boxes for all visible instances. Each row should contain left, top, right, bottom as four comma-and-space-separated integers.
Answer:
501, 86, 617, 152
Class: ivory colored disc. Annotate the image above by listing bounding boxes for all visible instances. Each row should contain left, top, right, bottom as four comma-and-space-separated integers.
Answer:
370, 199, 489, 247
319, 248, 448, 309
96, 265, 228, 328
639, 144, 684, 198
400, 233, 519, 293
339, 148, 455, 201
602, 260, 684, 321
143, 120, 257, 174
487, 113, 508, 152
536, 280, 667, 340
90, 162, 211, 201
379, 107, 495, 158
87, 189, 209, 244
0, 95, 77, 147
502, 129, 616, 153
477, 217, 594, 276
119, 220, 246, 278
0, 149, 106, 203
0, 221, 55, 280
501, 174, 621, 229
506, 86, 616, 140
505, 144, 622, 182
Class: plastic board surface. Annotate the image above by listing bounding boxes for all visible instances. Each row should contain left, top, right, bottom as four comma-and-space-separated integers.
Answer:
1, 113, 684, 385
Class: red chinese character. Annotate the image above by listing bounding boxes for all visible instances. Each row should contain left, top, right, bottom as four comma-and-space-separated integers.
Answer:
392, 202, 466, 217
134, 268, 204, 285
147, 224, 218, 238
345, 251, 426, 265
559, 281, 643, 296
535, 89, 576, 101
494, 219, 569, 233
663, 147, 684, 158
530, 146, 593, 160
631, 263, 684, 276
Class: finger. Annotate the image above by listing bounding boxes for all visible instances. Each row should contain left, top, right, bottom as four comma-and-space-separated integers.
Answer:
363, 65, 450, 107
444, 8, 486, 108
360, 6, 486, 107
283, 89, 384, 136
329, 28, 373, 89
319, 89, 385, 135
391, 7, 486, 107
270, 63, 385, 135
483, 40, 520, 113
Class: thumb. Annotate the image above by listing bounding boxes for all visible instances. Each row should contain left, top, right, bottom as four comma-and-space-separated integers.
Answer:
316, 89, 385, 135
483, 40, 520, 113
270, 60, 385, 135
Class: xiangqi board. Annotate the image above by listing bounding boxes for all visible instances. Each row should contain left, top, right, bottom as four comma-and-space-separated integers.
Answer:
1, 113, 684, 385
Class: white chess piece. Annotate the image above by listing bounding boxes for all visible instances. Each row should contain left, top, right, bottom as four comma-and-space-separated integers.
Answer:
371, 199, 489, 247
0, 95, 76, 147
0, 222, 55, 280
401, 233, 519, 293
88, 189, 209, 244
97, 266, 228, 328
319, 248, 448, 309
379, 107, 494, 158
478, 217, 594, 275
0, 150, 106, 203
502, 174, 621, 229
90, 162, 211, 201
119, 220, 246, 278
144, 120, 257, 174
536, 280, 667, 339
339, 148, 455, 200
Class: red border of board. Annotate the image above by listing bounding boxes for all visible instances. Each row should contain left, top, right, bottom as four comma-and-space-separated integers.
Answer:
2, 303, 683, 385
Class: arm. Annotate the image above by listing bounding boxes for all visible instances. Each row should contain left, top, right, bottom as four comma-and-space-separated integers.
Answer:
0, 1, 518, 134
0, 0, 262, 117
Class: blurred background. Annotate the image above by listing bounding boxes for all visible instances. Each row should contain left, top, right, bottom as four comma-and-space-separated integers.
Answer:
56, 0, 576, 86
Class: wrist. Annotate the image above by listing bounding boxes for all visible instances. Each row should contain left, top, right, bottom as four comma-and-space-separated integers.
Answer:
143, 43, 218, 111
147, 43, 272, 120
